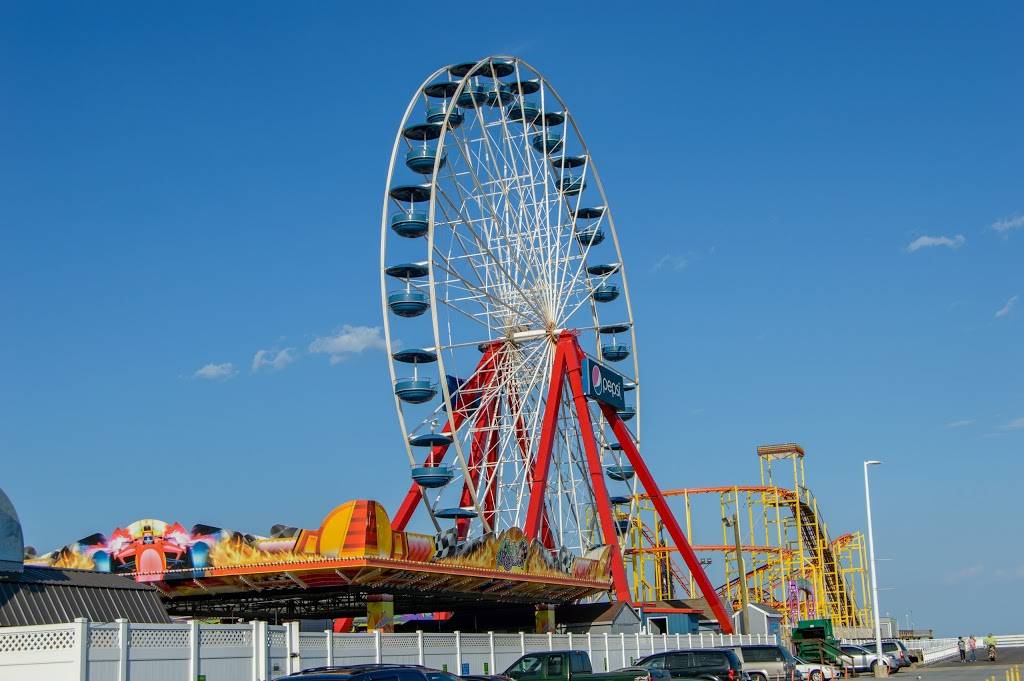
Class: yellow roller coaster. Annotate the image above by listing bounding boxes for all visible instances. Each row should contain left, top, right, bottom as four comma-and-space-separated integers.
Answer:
618, 443, 871, 629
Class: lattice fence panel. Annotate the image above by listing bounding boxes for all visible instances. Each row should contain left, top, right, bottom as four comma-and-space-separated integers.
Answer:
300, 632, 328, 650
129, 628, 189, 648
268, 629, 287, 648
89, 627, 119, 648
0, 628, 77, 652
200, 627, 252, 647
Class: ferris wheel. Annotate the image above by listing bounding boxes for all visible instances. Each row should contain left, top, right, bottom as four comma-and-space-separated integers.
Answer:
379, 55, 733, 626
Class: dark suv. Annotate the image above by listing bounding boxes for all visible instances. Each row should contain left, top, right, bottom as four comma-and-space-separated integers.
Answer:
635, 649, 746, 681
281, 665, 434, 681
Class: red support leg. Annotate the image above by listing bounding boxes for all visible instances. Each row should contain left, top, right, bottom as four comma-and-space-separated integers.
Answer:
523, 340, 568, 539
563, 338, 632, 602
600, 402, 735, 633
457, 395, 496, 539
392, 346, 499, 532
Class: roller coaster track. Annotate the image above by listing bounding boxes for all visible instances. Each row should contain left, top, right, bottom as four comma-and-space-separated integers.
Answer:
636, 483, 862, 626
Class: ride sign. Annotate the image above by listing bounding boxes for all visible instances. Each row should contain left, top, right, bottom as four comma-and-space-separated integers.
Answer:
581, 357, 626, 410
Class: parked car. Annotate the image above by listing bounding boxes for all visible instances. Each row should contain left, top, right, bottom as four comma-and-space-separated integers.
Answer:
731, 644, 799, 681
791, 658, 837, 681
281, 664, 432, 681
634, 648, 747, 681
878, 640, 913, 668
838, 645, 899, 674
504, 650, 662, 681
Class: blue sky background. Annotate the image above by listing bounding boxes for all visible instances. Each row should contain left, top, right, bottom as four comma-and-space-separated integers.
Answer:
2, 2, 1021, 635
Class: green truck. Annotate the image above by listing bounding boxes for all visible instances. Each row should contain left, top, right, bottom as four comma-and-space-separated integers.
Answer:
504, 650, 664, 681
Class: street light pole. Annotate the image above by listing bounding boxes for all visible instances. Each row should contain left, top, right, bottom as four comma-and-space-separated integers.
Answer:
864, 460, 886, 678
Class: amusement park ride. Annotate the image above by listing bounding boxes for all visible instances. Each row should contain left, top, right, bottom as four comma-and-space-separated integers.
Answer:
30, 56, 869, 634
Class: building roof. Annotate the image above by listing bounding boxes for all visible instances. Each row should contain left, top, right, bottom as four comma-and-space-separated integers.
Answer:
0, 566, 171, 626
747, 602, 783, 616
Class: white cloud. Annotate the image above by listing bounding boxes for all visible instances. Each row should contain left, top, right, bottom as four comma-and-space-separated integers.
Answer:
906, 234, 965, 252
652, 254, 689, 272
251, 348, 296, 373
992, 214, 1024, 236
943, 564, 984, 585
944, 419, 975, 429
309, 325, 387, 364
192, 362, 236, 380
999, 416, 1024, 431
995, 295, 1018, 319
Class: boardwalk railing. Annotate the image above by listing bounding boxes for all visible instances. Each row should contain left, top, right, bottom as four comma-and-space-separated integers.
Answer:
0, 618, 776, 681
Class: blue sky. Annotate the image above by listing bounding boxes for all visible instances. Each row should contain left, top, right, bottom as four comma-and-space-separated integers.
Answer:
2, 2, 1021, 635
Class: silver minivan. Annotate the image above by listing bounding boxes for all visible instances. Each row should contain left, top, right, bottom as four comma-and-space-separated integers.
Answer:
733, 645, 799, 681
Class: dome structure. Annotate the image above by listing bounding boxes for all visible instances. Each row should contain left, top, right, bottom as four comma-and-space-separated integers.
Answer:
0, 487, 25, 573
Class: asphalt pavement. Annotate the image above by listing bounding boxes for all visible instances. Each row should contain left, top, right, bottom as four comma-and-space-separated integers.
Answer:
907, 647, 1024, 681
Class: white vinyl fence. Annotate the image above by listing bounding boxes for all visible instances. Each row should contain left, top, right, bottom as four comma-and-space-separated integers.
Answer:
0, 618, 777, 681
841, 635, 1024, 665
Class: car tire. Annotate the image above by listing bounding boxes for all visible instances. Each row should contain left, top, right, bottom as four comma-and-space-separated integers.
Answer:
750, 673, 768, 681
810, 670, 824, 681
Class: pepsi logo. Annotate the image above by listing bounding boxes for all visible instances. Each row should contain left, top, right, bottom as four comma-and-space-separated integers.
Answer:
591, 363, 602, 394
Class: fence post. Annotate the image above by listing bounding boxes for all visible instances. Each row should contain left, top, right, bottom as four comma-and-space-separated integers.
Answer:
375, 629, 383, 664
251, 621, 259, 681
114, 618, 129, 681
698, 632, 704, 648
326, 629, 335, 667
676, 633, 681, 649
662, 633, 668, 652
520, 631, 526, 655
603, 632, 610, 671
650, 632, 655, 653
568, 632, 574, 653
620, 632, 627, 668
548, 631, 553, 651
587, 632, 593, 662
189, 621, 200, 681
286, 621, 301, 673
417, 630, 424, 666
455, 631, 463, 674
72, 618, 89, 681
489, 631, 496, 674
688, 633, 693, 649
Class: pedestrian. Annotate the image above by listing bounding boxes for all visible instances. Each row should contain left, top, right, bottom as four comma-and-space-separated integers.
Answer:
968, 636, 977, 663
958, 637, 966, 663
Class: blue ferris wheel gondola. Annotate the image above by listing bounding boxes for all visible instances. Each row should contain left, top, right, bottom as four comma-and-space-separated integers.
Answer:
426, 104, 464, 129
557, 175, 586, 195
387, 290, 429, 317
392, 349, 437, 364
592, 284, 619, 303
617, 407, 636, 422
385, 262, 429, 279
486, 84, 514, 107
615, 519, 631, 534
456, 84, 488, 109
506, 78, 541, 95
405, 147, 447, 175
423, 82, 460, 99
435, 507, 478, 520
606, 464, 635, 481
402, 123, 442, 141
553, 155, 587, 170
409, 432, 453, 447
576, 227, 604, 247
602, 343, 630, 362
411, 465, 454, 488
587, 262, 620, 276
573, 206, 605, 219
610, 495, 632, 505
507, 101, 541, 123
394, 378, 437, 404
389, 184, 432, 203
599, 323, 631, 334
537, 111, 565, 127
390, 211, 429, 239
530, 133, 563, 154
449, 59, 515, 78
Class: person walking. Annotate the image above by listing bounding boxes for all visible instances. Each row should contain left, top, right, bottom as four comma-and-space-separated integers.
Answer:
968, 636, 977, 663
957, 637, 967, 663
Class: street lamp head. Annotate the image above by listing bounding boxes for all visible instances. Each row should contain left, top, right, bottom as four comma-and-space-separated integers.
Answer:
865, 460, 882, 466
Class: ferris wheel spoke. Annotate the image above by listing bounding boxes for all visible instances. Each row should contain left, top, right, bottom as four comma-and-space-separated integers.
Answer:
433, 161, 549, 323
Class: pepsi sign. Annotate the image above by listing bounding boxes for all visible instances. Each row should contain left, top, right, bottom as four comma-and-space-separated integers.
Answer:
581, 357, 626, 410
